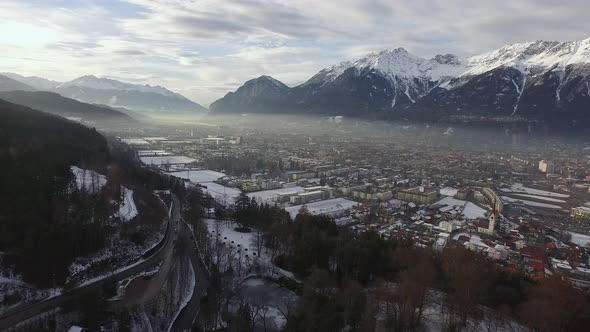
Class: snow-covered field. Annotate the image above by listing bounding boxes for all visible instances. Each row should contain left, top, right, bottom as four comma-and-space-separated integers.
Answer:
166, 170, 226, 183
166, 170, 240, 205
204, 219, 296, 280
115, 187, 138, 222
201, 183, 240, 205
70, 166, 107, 193
205, 219, 263, 258
120, 138, 150, 145
285, 198, 359, 219
247, 186, 304, 204
140, 156, 197, 165
501, 196, 562, 209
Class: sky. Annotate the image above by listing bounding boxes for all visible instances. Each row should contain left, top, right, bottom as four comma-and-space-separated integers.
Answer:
1, 0, 589, 106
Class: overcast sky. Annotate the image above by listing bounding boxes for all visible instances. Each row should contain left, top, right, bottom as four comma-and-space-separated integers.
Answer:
1, 0, 589, 105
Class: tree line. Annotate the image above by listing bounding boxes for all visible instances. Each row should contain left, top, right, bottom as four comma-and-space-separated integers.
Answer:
183, 189, 590, 332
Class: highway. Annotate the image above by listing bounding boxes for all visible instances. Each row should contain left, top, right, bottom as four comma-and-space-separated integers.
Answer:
0, 194, 182, 331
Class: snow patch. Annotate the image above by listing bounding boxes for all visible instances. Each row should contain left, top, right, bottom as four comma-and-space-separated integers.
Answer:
510, 77, 526, 116
568, 232, 590, 247
116, 187, 138, 222
404, 85, 415, 103
70, 166, 107, 193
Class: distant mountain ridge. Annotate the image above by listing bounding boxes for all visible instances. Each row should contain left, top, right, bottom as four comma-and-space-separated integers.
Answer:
0, 74, 36, 92
0, 90, 133, 123
1, 73, 60, 90
210, 38, 590, 127
4, 73, 207, 113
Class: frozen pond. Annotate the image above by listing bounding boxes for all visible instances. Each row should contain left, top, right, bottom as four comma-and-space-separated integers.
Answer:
234, 277, 297, 331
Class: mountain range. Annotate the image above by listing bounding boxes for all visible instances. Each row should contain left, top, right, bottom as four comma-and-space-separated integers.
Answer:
1, 73, 206, 114
0, 90, 133, 123
210, 38, 590, 128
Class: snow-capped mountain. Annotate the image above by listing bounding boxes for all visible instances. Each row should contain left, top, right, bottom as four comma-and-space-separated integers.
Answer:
54, 75, 207, 113
211, 38, 590, 128
462, 39, 590, 76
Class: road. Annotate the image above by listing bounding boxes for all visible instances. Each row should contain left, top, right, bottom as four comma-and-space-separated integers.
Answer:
123, 195, 183, 307
0, 194, 181, 331
169, 220, 210, 332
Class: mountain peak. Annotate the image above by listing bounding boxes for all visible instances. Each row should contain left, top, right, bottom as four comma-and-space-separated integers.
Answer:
246, 76, 289, 90
433, 54, 461, 65
389, 47, 409, 54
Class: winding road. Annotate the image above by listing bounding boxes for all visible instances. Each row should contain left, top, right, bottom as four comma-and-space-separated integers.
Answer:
169, 220, 210, 332
0, 194, 191, 331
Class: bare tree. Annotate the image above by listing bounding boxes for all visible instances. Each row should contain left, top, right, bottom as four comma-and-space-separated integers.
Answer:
251, 228, 265, 257
276, 295, 297, 327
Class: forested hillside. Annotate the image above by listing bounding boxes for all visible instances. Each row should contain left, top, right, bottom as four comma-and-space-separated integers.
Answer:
0, 99, 111, 287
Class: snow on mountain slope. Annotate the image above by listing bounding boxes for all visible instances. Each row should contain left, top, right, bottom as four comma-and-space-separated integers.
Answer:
306, 49, 463, 87
212, 37, 590, 124
57, 75, 180, 98
308, 38, 590, 86
70, 166, 107, 193
116, 187, 138, 222
70, 166, 137, 221
463, 38, 590, 76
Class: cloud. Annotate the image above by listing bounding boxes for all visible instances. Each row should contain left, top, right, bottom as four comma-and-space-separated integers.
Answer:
113, 49, 146, 56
